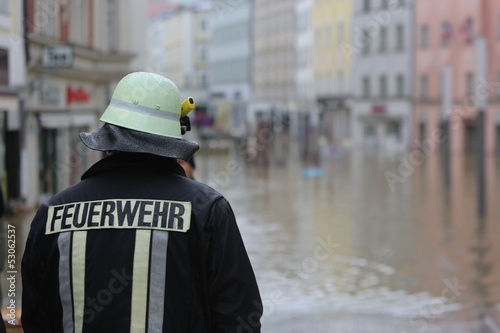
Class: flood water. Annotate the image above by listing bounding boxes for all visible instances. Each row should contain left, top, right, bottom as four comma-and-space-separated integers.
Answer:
196, 139, 500, 333
4, 137, 500, 332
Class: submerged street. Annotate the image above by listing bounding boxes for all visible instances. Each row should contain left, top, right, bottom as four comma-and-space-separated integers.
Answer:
195, 139, 500, 333
3, 138, 500, 333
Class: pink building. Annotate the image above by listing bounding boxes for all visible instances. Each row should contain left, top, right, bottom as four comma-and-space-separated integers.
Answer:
414, 0, 500, 153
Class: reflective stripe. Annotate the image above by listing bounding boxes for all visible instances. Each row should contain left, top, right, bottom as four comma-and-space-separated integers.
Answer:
58, 232, 73, 333
130, 230, 152, 332
72, 232, 87, 333
110, 98, 179, 121
147, 231, 169, 333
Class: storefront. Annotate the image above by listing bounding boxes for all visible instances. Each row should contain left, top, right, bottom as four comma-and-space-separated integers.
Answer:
24, 78, 103, 205
0, 92, 22, 202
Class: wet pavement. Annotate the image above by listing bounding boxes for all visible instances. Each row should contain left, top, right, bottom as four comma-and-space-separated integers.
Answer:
4, 138, 500, 332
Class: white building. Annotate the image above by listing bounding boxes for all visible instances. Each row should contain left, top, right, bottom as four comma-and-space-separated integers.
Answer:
147, 2, 211, 118
23, 0, 148, 206
0, 0, 26, 204
210, 0, 253, 134
350, 0, 414, 151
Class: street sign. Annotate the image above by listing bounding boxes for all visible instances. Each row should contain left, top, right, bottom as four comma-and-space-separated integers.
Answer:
41, 45, 74, 68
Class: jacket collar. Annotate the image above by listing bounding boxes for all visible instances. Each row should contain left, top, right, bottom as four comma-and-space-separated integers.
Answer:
81, 153, 186, 180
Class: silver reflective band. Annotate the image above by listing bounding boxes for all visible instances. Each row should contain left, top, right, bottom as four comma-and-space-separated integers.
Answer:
109, 98, 180, 121
58, 232, 74, 333
148, 230, 169, 332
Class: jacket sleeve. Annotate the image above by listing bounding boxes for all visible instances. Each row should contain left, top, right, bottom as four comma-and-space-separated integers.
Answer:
21, 206, 51, 333
206, 198, 262, 333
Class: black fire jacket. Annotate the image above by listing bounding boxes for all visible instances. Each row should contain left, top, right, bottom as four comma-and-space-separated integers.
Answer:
22, 153, 262, 333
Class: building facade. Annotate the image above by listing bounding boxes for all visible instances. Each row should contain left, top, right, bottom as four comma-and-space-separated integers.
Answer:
23, 0, 147, 206
0, 0, 26, 204
252, 0, 295, 112
350, 0, 413, 151
414, 0, 499, 153
312, 0, 352, 146
210, 0, 253, 135
152, 3, 212, 122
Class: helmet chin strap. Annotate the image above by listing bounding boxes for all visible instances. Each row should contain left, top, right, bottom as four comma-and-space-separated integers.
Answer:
180, 116, 191, 135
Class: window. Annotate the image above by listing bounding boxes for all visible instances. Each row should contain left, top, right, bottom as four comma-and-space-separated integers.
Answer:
362, 76, 371, 98
498, 15, 500, 40
396, 75, 405, 98
396, 24, 404, 51
200, 18, 208, 32
0, 48, 8, 85
379, 27, 387, 52
497, 71, 500, 97
379, 76, 387, 98
462, 18, 474, 43
337, 22, 344, 44
381, 0, 389, 9
201, 73, 208, 88
363, 0, 370, 12
420, 75, 428, 100
421, 24, 429, 49
362, 28, 370, 55
0, 0, 10, 14
441, 21, 452, 47
466, 72, 474, 96
107, 0, 118, 52
200, 46, 208, 61
337, 69, 344, 94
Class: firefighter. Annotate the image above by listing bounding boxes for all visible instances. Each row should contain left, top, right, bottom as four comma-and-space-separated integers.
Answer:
21, 72, 262, 332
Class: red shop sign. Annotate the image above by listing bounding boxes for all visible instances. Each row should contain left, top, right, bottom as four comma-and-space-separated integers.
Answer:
67, 85, 91, 105
372, 105, 386, 114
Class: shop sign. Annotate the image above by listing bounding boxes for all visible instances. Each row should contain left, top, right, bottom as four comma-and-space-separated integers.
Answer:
372, 105, 386, 114
40, 85, 60, 104
67, 86, 91, 105
42, 45, 74, 68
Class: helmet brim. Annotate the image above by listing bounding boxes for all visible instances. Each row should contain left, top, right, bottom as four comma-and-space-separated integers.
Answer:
80, 123, 199, 161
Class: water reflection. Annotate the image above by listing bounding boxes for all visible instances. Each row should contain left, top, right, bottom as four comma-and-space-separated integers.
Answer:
197, 140, 500, 333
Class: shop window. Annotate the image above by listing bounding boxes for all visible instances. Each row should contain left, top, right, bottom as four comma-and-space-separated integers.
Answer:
387, 121, 402, 141
364, 124, 376, 138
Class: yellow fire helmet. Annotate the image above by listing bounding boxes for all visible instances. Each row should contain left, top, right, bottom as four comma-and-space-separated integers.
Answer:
80, 72, 199, 161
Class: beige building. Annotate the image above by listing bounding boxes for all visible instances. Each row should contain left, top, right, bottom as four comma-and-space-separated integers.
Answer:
23, 0, 148, 206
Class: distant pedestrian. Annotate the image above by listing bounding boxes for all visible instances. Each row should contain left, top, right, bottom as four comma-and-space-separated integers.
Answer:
21, 72, 262, 332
